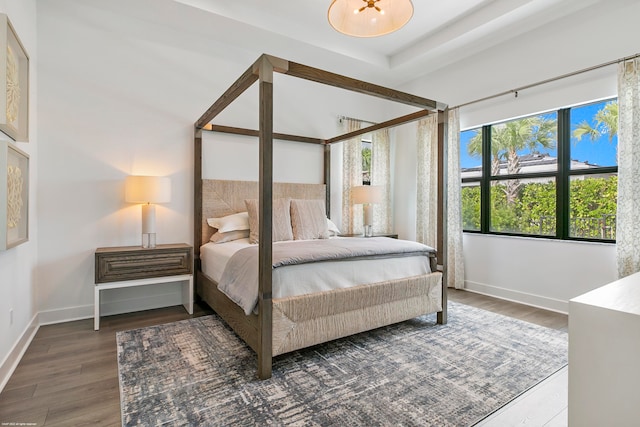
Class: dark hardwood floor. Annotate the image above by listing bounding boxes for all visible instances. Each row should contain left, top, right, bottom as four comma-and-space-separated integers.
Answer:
0, 290, 567, 426
449, 289, 568, 331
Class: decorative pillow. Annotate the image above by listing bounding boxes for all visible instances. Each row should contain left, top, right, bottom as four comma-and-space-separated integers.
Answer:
245, 198, 294, 244
209, 229, 250, 244
290, 199, 329, 240
327, 218, 341, 236
206, 211, 249, 233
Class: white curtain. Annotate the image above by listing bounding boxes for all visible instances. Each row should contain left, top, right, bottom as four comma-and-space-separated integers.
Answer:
341, 118, 363, 234
616, 58, 640, 278
447, 108, 465, 289
416, 115, 438, 248
371, 128, 392, 233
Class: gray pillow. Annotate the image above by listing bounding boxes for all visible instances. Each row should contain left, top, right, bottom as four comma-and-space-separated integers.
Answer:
245, 198, 294, 244
290, 199, 329, 240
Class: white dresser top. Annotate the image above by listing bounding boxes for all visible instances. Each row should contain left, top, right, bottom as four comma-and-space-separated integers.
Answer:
570, 271, 640, 316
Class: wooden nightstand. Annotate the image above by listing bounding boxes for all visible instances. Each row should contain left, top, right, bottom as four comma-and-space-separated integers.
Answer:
94, 243, 193, 330
341, 233, 399, 239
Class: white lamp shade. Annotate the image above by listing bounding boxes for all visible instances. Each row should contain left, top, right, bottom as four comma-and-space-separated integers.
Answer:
125, 176, 171, 204
328, 0, 414, 37
351, 185, 383, 204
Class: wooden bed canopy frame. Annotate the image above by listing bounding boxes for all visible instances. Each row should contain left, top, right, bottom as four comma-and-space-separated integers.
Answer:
194, 54, 450, 379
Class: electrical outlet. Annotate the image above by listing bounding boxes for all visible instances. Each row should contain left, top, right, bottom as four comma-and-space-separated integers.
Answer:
9, 308, 13, 325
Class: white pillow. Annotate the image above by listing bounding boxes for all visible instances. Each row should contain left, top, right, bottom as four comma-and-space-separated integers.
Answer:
327, 218, 341, 236
209, 229, 250, 244
206, 211, 249, 233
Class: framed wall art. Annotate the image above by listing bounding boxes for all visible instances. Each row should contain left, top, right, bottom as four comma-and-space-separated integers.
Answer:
0, 13, 29, 142
1, 141, 29, 249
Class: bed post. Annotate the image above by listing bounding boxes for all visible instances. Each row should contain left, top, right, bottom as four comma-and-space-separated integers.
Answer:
437, 108, 448, 325
194, 128, 203, 292
324, 144, 331, 217
257, 55, 281, 380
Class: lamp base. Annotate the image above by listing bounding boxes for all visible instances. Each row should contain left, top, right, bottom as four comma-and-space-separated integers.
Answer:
363, 204, 374, 237
141, 203, 157, 248
142, 233, 156, 249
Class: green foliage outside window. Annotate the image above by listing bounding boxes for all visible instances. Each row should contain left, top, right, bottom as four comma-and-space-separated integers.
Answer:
362, 146, 371, 173
362, 143, 372, 184
490, 181, 556, 235
462, 176, 617, 238
461, 186, 480, 230
569, 175, 617, 239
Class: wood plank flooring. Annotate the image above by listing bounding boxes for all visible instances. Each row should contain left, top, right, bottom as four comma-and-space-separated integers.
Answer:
0, 290, 567, 426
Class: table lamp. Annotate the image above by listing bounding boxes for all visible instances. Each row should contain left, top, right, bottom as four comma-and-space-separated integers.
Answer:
351, 185, 382, 237
125, 175, 171, 248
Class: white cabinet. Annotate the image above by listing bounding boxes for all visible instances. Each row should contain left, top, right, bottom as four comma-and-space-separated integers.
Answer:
568, 272, 640, 426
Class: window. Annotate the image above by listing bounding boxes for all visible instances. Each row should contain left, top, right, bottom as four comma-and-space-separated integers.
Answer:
461, 98, 618, 242
362, 139, 371, 184
461, 129, 481, 231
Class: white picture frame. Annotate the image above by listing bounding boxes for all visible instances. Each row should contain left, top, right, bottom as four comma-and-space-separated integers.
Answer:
0, 13, 29, 142
1, 140, 29, 249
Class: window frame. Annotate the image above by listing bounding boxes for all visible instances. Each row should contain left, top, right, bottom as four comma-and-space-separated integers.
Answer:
461, 100, 618, 243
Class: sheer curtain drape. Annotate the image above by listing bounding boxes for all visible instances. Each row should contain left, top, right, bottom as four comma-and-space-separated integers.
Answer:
415, 111, 464, 288
416, 115, 438, 248
371, 129, 392, 233
447, 108, 465, 289
616, 58, 640, 278
341, 118, 363, 234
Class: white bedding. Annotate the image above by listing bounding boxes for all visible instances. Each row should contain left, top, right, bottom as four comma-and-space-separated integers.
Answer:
200, 237, 431, 302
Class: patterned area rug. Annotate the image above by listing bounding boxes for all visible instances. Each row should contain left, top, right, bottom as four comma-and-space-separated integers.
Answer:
117, 302, 567, 426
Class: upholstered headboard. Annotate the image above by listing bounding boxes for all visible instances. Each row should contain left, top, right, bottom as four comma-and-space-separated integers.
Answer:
200, 179, 326, 245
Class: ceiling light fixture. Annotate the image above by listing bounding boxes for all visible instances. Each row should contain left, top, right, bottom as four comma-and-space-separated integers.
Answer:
328, 0, 413, 38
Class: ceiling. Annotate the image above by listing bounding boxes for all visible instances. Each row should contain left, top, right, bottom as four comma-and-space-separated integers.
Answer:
172, 0, 608, 86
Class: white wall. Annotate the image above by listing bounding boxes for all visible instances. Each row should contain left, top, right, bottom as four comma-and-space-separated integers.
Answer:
464, 235, 616, 312
37, 0, 212, 323
202, 133, 324, 183
394, 0, 640, 312
0, 0, 37, 390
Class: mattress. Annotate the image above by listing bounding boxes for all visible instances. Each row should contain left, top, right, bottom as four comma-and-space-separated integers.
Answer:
200, 237, 431, 301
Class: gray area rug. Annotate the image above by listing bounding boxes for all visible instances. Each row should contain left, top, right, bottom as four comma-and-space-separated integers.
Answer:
117, 302, 567, 426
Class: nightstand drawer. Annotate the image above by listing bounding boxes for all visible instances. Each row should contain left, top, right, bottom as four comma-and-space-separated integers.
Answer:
95, 244, 193, 283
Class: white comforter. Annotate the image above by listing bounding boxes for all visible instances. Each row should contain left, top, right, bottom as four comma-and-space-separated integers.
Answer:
201, 237, 434, 315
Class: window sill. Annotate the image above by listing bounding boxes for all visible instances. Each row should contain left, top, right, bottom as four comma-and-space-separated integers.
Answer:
462, 231, 615, 246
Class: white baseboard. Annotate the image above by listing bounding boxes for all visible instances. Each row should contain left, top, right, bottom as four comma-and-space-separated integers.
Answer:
0, 314, 39, 393
38, 304, 94, 325
38, 291, 183, 326
463, 280, 568, 314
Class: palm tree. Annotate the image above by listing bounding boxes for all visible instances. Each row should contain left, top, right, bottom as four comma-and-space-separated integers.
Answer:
467, 130, 503, 176
467, 115, 557, 204
572, 101, 618, 142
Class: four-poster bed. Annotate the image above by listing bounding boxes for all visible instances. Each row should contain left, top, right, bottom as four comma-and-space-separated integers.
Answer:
194, 54, 449, 379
